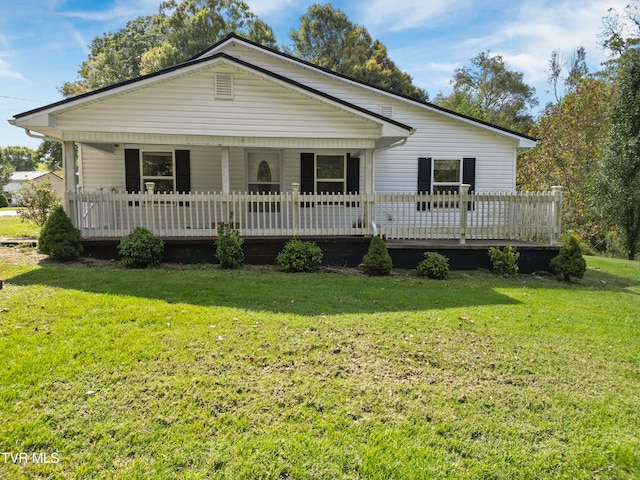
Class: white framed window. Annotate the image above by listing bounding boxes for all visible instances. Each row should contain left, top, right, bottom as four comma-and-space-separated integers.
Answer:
432, 159, 461, 194
247, 151, 281, 193
316, 154, 346, 194
142, 151, 174, 193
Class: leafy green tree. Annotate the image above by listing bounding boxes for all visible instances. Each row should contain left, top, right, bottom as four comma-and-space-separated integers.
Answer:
519, 78, 612, 248
2, 146, 38, 171
594, 48, 640, 260
61, 0, 276, 96
35, 140, 63, 172
16, 181, 61, 227
288, 4, 427, 101
0, 148, 14, 190
434, 51, 537, 134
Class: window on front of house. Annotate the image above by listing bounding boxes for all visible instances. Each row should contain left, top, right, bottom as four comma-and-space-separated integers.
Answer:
316, 154, 345, 194
142, 152, 174, 193
432, 159, 461, 194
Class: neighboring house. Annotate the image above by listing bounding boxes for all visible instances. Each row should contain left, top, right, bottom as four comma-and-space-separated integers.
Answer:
8, 34, 561, 251
3, 171, 63, 206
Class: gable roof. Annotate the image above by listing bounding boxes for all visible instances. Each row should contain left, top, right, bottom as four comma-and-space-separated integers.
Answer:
194, 33, 537, 147
9, 171, 61, 182
11, 52, 414, 140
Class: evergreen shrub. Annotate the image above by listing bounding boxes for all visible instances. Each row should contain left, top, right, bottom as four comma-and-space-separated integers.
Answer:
361, 235, 392, 276
0, 192, 8, 208
550, 236, 587, 281
38, 206, 83, 260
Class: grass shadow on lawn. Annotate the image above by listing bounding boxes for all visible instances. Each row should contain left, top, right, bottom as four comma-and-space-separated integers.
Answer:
5, 261, 526, 315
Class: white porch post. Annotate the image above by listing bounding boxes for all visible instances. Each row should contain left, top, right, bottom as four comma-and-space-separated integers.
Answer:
62, 140, 77, 224
221, 146, 230, 221
363, 149, 375, 235
550, 186, 563, 246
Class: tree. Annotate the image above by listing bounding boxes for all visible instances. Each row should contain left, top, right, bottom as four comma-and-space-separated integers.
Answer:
35, 140, 63, 172
546, 46, 589, 104
599, 3, 640, 58
2, 146, 38, 171
519, 78, 612, 248
288, 4, 427, 101
16, 181, 61, 227
0, 148, 14, 190
61, 0, 276, 96
434, 51, 537, 134
594, 48, 640, 260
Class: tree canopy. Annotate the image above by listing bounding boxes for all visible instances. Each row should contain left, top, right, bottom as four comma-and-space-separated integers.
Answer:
287, 4, 427, 102
1, 146, 38, 171
594, 48, 640, 260
60, 0, 276, 96
434, 51, 537, 134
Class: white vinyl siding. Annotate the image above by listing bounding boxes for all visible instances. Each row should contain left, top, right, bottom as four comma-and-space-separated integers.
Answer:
212, 43, 520, 193
56, 65, 382, 140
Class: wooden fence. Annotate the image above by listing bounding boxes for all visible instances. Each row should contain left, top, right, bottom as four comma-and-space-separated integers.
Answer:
68, 188, 562, 245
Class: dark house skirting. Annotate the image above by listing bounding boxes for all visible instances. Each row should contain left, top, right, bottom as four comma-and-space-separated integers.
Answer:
81, 237, 559, 274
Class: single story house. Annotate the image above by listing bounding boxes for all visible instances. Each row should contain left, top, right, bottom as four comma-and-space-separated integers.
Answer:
3, 171, 63, 206
9, 34, 561, 268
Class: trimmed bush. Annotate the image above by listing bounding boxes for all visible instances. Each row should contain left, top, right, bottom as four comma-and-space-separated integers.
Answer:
276, 238, 323, 273
38, 206, 83, 260
361, 235, 393, 276
550, 236, 587, 281
488, 245, 520, 275
417, 252, 449, 279
215, 221, 244, 269
0, 192, 9, 208
118, 227, 164, 268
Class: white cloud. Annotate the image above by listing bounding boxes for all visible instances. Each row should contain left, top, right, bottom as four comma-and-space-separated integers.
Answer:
0, 54, 24, 81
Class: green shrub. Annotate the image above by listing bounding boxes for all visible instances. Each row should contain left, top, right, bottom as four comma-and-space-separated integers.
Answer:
550, 236, 587, 281
0, 192, 8, 208
488, 245, 520, 275
361, 235, 392, 276
215, 221, 244, 269
38, 206, 83, 260
118, 227, 164, 268
416, 252, 449, 279
276, 238, 323, 272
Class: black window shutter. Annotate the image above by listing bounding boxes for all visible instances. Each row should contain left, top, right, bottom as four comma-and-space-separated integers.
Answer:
417, 157, 432, 211
462, 157, 476, 210
175, 150, 191, 193
125, 149, 140, 193
346, 154, 360, 194
462, 158, 476, 192
300, 153, 315, 193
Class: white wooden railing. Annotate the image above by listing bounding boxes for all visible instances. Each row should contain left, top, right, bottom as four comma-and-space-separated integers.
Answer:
68, 188, 562, 245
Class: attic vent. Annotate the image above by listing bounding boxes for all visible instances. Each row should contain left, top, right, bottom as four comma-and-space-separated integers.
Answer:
215, 74, 234, 99
380, 105, 393, 118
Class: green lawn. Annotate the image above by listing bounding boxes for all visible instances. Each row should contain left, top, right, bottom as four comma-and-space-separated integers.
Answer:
0, 252, 638, 479
0, 214, 39, 238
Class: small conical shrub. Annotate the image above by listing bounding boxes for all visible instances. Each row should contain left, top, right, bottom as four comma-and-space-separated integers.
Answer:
550, 236, 586, 281
0, 192, 9, 208
361, 235, 392, 275
38, 206, 83, 260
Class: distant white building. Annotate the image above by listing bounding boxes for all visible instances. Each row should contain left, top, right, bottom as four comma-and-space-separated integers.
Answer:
3, 171, 63, 205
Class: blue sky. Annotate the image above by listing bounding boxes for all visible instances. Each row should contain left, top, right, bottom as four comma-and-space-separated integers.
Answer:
0, 0, 628, 149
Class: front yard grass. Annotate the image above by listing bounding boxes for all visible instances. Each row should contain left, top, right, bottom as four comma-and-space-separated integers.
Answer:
0, 214, 39, 238
0, 252, 638, 479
